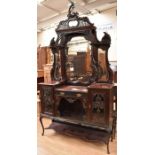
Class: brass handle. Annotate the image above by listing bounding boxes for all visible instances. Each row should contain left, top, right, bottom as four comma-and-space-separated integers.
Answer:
76, 94, 82, 97
60, 92, 65, 95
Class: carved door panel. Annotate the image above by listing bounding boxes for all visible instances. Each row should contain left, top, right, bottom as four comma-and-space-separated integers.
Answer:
40, 85, 54, 115
88, 89, 113, 128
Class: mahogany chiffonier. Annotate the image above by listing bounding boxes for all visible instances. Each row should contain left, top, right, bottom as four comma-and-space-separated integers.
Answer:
39, 2, 117, 154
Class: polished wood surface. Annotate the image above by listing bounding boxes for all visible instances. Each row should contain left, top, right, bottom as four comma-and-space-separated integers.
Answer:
55, 85, 88, 93
37, 117, 117, 155
88, 83, 114, 89
39, 81, 61, 86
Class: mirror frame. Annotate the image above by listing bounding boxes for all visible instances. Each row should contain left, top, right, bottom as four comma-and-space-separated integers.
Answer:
49, 3, 113, 85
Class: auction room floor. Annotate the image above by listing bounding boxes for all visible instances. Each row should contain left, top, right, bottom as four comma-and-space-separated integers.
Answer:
37, 118, 117, 155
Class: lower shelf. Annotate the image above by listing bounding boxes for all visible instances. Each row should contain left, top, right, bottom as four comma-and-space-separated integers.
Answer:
41, 113, 112, 132
47, 121, 111, 142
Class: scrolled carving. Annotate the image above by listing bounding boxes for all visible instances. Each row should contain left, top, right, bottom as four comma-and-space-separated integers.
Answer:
53, 61, 61, 81
90, 54, 98, 82
49, 37, 58, 54
101, 32, 111, 51
49, 37, 55, 47
49, 37, 62, 81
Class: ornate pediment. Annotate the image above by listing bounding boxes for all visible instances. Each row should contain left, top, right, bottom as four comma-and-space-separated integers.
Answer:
56, 1, 95, 32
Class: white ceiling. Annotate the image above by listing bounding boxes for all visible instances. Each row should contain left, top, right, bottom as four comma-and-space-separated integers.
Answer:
37, 0, 117, 31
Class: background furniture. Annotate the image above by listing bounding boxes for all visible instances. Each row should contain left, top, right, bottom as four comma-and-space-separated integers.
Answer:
43, 64, 52, 83
37, 46, 53, 89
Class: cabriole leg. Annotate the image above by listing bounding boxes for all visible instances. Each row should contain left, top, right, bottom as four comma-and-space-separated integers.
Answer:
40, 115, 44, 136
106, 140, 110, 154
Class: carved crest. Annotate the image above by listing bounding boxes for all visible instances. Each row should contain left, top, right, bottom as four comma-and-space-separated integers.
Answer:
67, 1, 79, 18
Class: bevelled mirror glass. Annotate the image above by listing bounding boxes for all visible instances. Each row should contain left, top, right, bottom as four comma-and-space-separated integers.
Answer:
54, 50, 62, 80
98, 48, 109, 82
66, 36, 92, 85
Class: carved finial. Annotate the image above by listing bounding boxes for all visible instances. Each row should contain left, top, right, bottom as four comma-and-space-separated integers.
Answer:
49, 37, 55, 47
67, 0, 79, 18
101, 32, 111, 49
68, 1, 74, 13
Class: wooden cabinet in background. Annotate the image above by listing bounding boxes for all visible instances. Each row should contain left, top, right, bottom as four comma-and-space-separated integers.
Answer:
37, 46, 53, 70
37, 47, 53, 89
43, 64, 52, 83
37, 47, 47, 70
37, 70, 44, 78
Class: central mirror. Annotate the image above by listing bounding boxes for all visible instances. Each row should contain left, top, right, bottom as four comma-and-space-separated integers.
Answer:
65, 36, 92, 85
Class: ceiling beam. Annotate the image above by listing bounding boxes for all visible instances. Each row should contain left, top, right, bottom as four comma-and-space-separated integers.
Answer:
40, 3, 61, 14
38, 13, 60, 23
99, 6, 116, 13
38, 13, 67, 28
38, 0, 117, 30
81, 0, 87, 5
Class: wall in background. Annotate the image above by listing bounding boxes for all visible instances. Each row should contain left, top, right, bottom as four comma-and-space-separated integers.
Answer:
37, 7, 117, 61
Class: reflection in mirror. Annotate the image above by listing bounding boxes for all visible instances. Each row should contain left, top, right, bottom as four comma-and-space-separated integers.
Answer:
98, 48, 109, 82
54, 50, 62, 80
66, 37, 92, 85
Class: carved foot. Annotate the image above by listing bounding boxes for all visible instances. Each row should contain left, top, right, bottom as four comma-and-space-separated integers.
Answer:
106, 140, 110, 154
40, 115, 45, 136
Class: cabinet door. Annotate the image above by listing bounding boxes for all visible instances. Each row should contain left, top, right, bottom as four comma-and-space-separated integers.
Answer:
88, 89, 113, 128
40, 85, 54, 115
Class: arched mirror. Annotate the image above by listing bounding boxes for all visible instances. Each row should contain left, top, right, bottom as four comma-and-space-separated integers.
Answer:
65, 36, 92, 85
